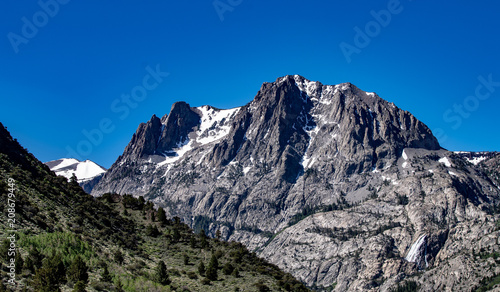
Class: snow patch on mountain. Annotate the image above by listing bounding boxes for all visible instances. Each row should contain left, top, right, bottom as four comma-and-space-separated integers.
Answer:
466, 156, 487, 165
157, 137, 193, 167
294, 75, 318, 99
402, 149, 408, 160
196, 106, 240, 145
439, 157, 452, 167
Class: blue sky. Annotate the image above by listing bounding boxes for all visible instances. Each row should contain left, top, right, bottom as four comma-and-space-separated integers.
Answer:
1, 0, 499, 168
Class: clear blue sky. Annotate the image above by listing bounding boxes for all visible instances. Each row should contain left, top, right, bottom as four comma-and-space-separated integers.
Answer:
1, 0, 499, 168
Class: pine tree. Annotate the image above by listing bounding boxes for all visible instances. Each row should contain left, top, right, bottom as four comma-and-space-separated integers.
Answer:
70, 174, 78, 186
154, 261, 170, 285
24, 247, 43, 272
14, 251, 24, 274
101, 264, 112, 282
206, 254, 218, 281
67, 255, 88, 284
137, 196, 146, 208
190, 235, 196, 248
183, 253, 189, 265
115, 278, 124, 292
33, 266, 61, 292
215, 229, 222, 240
157, 207, 167, 225
0, 240, 8, 261
32, 252, 66, 291
231, 267, 240, 278
209, 253, 219, 270
172, 227, 181, 242
114, 250, 124, 265
146, 224, 160, 237
223, 262, 234, 275
198, 261, 206, 276
200, 229, 208, 248
47, 252, 66, 284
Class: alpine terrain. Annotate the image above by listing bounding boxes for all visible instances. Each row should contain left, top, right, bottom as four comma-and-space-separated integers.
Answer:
92, 75, 500, 291
45, 158, 106, 193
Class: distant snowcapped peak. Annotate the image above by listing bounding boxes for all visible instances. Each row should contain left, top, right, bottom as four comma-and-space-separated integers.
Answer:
45, 158, 106, 182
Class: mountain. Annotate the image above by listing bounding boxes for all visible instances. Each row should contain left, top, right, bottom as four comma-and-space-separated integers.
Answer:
92, 75, 500, 291
45, 158, 106, 193
0, 122, 308, 291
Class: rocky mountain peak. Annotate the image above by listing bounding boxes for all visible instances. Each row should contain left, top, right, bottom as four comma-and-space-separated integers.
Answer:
88, 76, 498, 291
157, 101, 200, 155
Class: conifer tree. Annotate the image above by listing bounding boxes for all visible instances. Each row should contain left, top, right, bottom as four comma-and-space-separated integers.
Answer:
114, 250, 124, 265
32, 252, 67, 291
0, 240, 8, 261
115, 278, 124, 292
200, 229, 208, 248
206, 254, 218, 281
154, 261, 170, 285
198, 260, 206, 276
157, 207, 167, 225
67, 255, 88, 284
231, 267, 240, 278
146, 224, 160, 237
33, 266, 61, 292
172, 227, 181, 242
47, 252, 66, 284
101, 263, 112, 282
14, 251, 24, 274
223, 262, 234, 275
24, 247, 43, 272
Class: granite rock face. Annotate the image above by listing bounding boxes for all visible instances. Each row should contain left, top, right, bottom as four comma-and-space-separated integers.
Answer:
92, 75, 500, 291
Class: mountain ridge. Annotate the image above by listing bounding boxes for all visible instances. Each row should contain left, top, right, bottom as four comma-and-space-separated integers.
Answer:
91, 75, 500, 291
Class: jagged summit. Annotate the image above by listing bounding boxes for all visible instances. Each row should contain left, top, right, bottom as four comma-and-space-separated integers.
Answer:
88, 76, 500, 291
96, 76, 440, 192
93, 74, 443, 212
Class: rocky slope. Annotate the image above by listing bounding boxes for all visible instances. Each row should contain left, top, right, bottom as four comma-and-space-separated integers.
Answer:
92, 75, 500, 291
